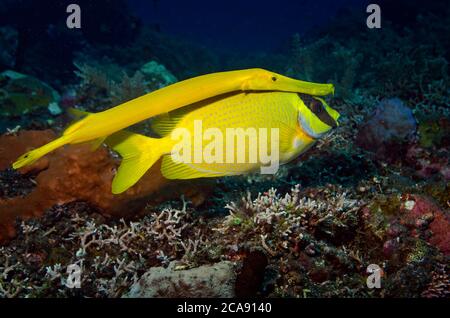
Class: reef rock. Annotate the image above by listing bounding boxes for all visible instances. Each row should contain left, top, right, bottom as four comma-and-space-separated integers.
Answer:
125, 261, 237, 298
365, 193, 450, 258
405, 144, 450, 180
0, 70, 60, 116
0, 27, 18, 68
234, 250, 269, 297
355, 98, 417, 159
0, 130, 214, 242
0, 130, 55, 170
400, 194, 450, 256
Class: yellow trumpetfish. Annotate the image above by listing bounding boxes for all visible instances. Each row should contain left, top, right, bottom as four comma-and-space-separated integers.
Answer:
12, 68, 333, 170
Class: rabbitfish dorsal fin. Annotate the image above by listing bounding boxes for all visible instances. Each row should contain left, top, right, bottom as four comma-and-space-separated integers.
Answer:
151, 92, 240, 137
151, 112, 185, 137
151, 102, 203, 137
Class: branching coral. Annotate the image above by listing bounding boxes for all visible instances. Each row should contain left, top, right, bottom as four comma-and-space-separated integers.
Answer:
220, 185, 361, 241
209, 184, 366, 297
0, 199, 212, 298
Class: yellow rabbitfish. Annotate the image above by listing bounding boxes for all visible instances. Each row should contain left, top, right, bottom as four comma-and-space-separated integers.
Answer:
104, 91, 340, 194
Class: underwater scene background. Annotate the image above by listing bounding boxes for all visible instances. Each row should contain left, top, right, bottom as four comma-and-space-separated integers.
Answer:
0, 0, 448, 298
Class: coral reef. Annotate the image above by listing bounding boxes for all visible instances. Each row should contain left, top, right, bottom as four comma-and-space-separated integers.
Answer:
400, 195, 450, 256
0, 130, 214, 242
0, 200, 214, 297
1, 176, 445, 297
405, 144, 450, 181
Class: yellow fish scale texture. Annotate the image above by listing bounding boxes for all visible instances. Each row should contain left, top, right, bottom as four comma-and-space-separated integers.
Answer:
167, 91, 311, 174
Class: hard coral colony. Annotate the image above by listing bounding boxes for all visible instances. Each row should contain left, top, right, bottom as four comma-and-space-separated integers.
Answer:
0, 0, 449, 300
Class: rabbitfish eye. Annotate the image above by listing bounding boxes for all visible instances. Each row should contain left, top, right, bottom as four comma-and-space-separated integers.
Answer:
311, 100, 323, 114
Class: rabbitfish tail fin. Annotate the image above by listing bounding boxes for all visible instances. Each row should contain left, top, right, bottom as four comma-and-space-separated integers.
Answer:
12, 135, 70, 169
105, 131, 169, 194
